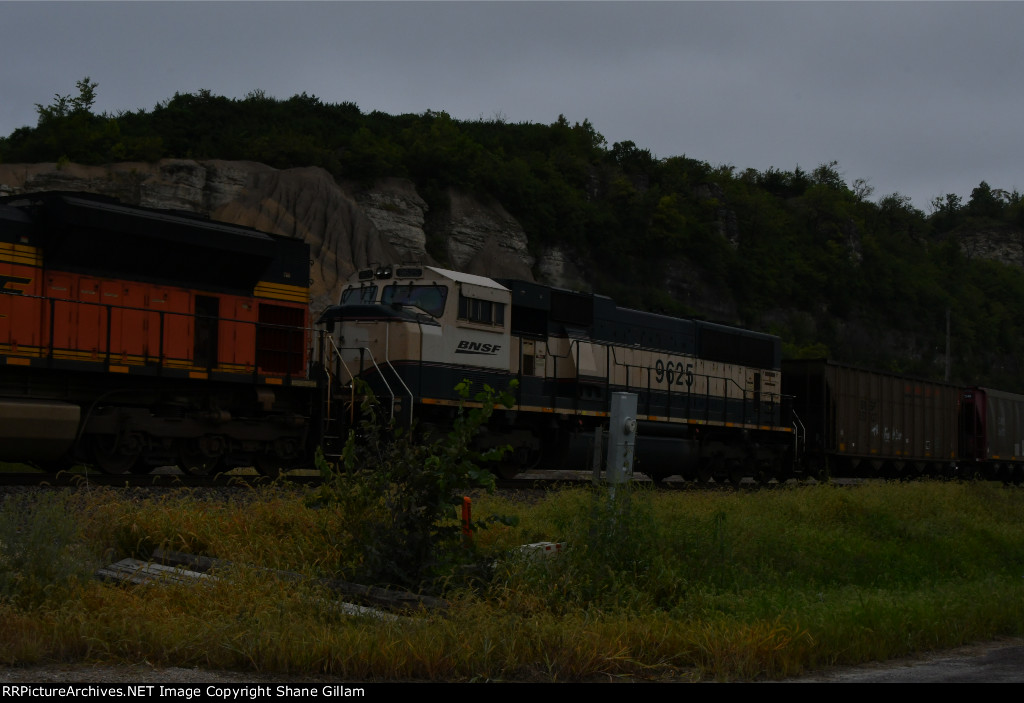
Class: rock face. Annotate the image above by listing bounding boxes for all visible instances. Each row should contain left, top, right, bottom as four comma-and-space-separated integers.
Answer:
350, 178, 429, 265
535, 245, 589, 291
442, 190, 535, 281
959, 228, 1024, 269
0, 160, 551, 313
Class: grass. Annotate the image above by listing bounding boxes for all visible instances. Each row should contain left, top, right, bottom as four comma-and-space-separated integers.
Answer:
1, 480, 1023, 681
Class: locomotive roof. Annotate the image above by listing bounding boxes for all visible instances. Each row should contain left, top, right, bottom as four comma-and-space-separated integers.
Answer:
5, 191, 282, 253
2, 191, 309, 295
423, 265, 509, 292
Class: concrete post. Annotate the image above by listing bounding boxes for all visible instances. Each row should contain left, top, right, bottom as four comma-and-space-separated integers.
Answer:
606, 392, 638, 484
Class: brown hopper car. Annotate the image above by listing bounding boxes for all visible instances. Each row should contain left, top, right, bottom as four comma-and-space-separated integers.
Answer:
783, 359, 961, 478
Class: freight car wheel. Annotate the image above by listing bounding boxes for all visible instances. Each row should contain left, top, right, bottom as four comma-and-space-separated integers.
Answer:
89, 433, 143, 474
727, 460, 745, 489
695, 459, 713, 485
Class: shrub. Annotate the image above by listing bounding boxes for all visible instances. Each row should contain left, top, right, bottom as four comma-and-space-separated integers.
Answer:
310, 380, 516, 592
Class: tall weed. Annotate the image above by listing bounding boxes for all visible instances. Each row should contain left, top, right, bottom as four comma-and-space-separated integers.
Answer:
310, 380, 516, 591
0, 491, 96, 607
496, 484, 686, 613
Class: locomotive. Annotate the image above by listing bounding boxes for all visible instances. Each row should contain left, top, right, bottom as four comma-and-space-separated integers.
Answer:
317, 264, 795, 483
0, 192, 314, 475
3, 191, 1024, 483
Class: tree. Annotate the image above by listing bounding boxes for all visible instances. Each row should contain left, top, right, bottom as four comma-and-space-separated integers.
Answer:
35, 76, 98, 124
70, 77, 98, 113
930, 193, 962, 215
967, 181, 1003, 219
609, 140, 655, 174
811, 160, 846, 191
928, 192, 964, 233
852, 178, 874, 203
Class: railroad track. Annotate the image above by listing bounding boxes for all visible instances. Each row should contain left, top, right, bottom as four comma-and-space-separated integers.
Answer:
0, 465, 847, 491
0, 467, 323, 488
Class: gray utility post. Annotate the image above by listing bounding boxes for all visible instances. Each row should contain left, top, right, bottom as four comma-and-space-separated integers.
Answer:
606, 392, 638, 484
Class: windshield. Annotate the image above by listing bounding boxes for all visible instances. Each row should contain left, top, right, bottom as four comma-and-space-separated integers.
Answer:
381, 284, 448, 317
341, 285, 377, 305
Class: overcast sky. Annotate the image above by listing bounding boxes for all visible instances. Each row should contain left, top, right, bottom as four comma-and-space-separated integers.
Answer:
2, 1, 1021, 212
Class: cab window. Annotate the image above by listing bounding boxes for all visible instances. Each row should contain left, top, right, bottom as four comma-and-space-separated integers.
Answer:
381, 284, 448, 317
341, 285, 377, 305
458, 294, 505, 326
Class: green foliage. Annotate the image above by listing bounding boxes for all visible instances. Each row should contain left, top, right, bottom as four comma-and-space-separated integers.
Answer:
309, 380, 517, 591
0, 492, 96, 607
2, 482, 1024, 680
498, 484, 685, 614
34, 76, 98, 124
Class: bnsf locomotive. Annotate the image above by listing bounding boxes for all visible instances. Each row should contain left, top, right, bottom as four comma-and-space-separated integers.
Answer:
4, 192, 1024, 483
0, 192, 314, 475
317, 265, 795, 483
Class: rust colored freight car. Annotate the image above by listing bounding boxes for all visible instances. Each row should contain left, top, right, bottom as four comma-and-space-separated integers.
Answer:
782, 359, 960, 478
0, 192, 314, 474
960, 387, 1024, 482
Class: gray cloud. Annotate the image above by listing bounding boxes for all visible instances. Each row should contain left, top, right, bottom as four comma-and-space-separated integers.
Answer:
2, 1, 1021, 210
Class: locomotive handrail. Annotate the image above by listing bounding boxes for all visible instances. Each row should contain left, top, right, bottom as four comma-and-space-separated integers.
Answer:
604, 343, 784, 426
791, 408, 806, 464
329, 342, 414, 426
382, 322, 415, 426
22, 291, 308, 376
320, 332, 355, 426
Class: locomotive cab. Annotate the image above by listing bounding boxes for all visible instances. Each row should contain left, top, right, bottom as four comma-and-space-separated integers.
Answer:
318, 265, 513, 427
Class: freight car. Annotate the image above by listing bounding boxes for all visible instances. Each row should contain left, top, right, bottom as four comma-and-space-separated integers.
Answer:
782, 359, 961, 479
960, 386, 1024, 482
0, 192, 315, 475
316, 265, 797, 483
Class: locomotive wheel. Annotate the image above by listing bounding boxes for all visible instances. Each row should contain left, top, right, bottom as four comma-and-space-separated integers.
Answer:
178, 437, 224, 476
495, 463, 521, 480
90, 433, 143, 474
254, 453, 284, 479
254, 438, 301, 479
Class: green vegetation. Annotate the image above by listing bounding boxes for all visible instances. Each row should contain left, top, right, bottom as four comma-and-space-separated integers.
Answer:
5, 79, 1024, 387
1, 481, 1023, 681
309, 380, 516, 590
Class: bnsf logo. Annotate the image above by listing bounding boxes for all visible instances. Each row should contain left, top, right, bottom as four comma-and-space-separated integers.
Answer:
0, 275, 31, 295
455, 341, 502, 355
